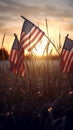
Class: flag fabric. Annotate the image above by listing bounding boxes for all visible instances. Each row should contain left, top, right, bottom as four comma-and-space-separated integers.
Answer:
16, 48, 25, 77
16, 17, 45, 75
9, 34, 25, 77
61, 36, 73, 73
9, 34, 19, 74
19, 18, 45, 51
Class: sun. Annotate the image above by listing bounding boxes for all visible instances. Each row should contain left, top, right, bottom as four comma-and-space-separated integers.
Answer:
25, 36, 57, 56
33, 46, 44, 56
32, 36, 48, 56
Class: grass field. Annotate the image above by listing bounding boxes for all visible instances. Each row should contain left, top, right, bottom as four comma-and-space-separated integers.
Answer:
0, 56, 73, 129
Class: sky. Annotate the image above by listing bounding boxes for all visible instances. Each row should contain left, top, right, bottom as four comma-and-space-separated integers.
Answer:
0, 0, 73, 55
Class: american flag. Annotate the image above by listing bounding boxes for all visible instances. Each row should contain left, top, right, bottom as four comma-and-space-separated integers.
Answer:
9, 34, 19, 74
61, 36, 73, 73
16, 18, 45, 75
20, 18, 45, 51
9, 34, 25, 77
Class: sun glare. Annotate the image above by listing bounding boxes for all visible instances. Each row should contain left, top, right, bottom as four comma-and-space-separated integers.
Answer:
25, 36, 57, 56
32, 36, 48, 56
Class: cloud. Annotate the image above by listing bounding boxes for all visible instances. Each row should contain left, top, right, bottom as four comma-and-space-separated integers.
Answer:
67, 0, 73, 7
0, 0, 73, 35
64, 22, 73, 31
0, 0, 73, 23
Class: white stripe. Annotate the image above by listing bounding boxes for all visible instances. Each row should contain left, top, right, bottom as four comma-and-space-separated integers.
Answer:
26, 32, 43, 50
11, 50, 17, 63
21, 27, 43, 49
20, 26, 36, 45
63, 50, 69, 62
62, 49, 65, 56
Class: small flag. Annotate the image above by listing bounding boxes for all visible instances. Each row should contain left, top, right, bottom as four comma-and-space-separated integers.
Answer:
61, 35, 73, 73
20, 17, 45, 51
9, 34, 19, 74
16, 17, 45, 75
9, 34, 25, 77
9, 34, 19, 63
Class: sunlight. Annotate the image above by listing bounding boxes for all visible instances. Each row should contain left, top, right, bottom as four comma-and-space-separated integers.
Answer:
32, 36, 57, 56
32, 36, 48, 56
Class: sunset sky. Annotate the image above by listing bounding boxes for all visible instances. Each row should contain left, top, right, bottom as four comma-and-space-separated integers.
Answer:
0, 0, 73, 55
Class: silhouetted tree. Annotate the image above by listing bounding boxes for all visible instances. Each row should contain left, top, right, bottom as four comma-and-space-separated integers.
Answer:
0, 48, 9, 60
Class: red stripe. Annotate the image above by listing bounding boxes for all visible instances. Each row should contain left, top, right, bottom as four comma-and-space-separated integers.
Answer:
17, 55, 24, 69
9, 49, 17, 63
20, 32, 26, 42
13, 51, 17, 63
67, 57, 73, 72
20, 31, 43, 51
61, 50, 69, 72
28, 33, 44, 51
65, 52, 73, 72
9, 49, 13, 61
20, 27, 37, 48
16, 49, 24, 71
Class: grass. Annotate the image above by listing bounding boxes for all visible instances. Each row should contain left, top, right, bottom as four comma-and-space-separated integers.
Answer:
0, 55, 73, 130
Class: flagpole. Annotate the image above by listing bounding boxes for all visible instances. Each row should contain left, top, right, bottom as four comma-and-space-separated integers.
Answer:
21, 15, 27, 21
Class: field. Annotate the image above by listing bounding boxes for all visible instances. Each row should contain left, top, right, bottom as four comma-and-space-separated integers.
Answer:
0, 55, 73, 129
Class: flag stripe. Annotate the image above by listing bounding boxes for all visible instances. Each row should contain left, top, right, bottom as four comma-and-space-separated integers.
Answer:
20, 21, 44, 51
67, 56, 73, 72
20, 26, 36, 46
17, 54, 24, 69
63, 50, 73, 72
9, 34, 25, 77
27, 32, 44, 51
9, 49, 17, 63
61, 50, 69, 72
61, 36, 73, 73
16, 49, 24, 72
23, 31, 44, 50
16, 18, 45, 77
20, 26, 44, 50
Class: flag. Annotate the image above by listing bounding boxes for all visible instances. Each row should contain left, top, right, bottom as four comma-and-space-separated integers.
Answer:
61, 36, 73, 73
16, 17, 45, 75
9, 34, 25, 77
16, 48, 25, 77
9, 34, 19, 74
20, 17, 45, 51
